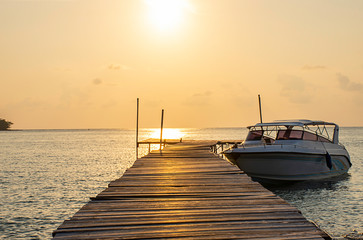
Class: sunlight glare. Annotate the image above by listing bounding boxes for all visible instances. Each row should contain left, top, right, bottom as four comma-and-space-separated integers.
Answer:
145, 0, 193, 32
150, 128, 184, 139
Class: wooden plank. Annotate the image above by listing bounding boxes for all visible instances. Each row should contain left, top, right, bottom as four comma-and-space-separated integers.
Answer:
53, 225, 325, 240
52, 141, 330, 239
54, 220, 320, 233
108, 178, 260, 187
102, 186, 270, 193
77, 197, 289, 207
72, 209, 303, 218
76, 206, 299, 214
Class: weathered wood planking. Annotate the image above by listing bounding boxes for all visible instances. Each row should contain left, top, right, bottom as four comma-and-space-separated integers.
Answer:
52, 141, 331, 240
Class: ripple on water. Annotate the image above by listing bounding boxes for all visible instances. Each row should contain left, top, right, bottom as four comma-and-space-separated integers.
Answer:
344, 230, 363, 240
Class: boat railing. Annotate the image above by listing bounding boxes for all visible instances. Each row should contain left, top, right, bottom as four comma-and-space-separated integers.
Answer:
237, 142, 318, 150
211, 141, 242, 155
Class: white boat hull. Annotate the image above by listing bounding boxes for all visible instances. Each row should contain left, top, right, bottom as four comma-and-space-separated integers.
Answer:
224, 146, 351, 182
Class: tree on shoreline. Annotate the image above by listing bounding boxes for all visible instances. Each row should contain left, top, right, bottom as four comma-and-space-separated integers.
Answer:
0, 118, 13, 130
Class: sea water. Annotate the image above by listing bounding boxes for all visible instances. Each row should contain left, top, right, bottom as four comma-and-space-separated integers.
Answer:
0, 128, 362, 239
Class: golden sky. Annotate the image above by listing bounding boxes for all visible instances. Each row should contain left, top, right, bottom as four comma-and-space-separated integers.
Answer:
1, 0, 363, 129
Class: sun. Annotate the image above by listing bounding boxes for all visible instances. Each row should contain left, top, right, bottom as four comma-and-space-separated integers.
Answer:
145, 0, 193, 32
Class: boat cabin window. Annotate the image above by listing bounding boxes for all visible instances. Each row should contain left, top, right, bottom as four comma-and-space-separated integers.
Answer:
303, 132, 317, 141
246, 130, 263, 140
318, 136, 331, 143
276, 130, 303, 140
276, 129, 332, 142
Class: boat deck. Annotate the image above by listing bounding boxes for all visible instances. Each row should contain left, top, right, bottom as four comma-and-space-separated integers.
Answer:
52, 141, 330, 239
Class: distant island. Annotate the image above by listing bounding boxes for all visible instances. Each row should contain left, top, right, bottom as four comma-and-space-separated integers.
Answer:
0, 118, 13, 130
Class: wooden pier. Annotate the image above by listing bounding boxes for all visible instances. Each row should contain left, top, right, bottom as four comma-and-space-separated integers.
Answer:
52, 141, 331, 239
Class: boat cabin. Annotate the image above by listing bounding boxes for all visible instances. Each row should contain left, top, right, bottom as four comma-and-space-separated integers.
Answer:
246, 120, 339, 144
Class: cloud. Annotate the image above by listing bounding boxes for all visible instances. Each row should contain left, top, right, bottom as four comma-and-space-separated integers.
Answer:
184, 91, 213, 106
59, 84, 92, 108
92, 78, 102, 85
277, 75, 312, 104
55, 67, 72, 72
5, 97, 49, 110
108, 64, 130, 71
302, 65, 326, 70
102, 99, 118, 108
192, 91, 212, 97
337, 73, 362, 91
146, 67, 163, 73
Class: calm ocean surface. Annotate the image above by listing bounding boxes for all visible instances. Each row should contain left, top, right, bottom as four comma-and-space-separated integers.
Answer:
0, 128, 362, 239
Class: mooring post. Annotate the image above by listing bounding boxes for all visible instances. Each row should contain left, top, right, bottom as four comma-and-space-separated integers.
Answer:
136, 98, 139, 160
160, 109, 164, 150
258, 94, 263, 123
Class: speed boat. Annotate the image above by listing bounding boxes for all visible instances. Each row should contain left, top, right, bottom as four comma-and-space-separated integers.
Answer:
223, 120, 351, 183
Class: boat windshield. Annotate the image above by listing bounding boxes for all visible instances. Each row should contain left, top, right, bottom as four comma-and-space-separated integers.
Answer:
246, 124, 334, 143
246, 130, 263, 140
276, 130, 303, 140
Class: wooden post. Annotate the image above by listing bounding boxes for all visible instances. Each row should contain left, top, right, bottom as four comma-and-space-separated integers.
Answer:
136, 98, 139, 160
258, 94, 263, 123
160, 109, 164, 150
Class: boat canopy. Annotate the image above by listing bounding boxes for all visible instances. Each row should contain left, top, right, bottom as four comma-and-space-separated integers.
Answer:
248, 119, 337, 128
